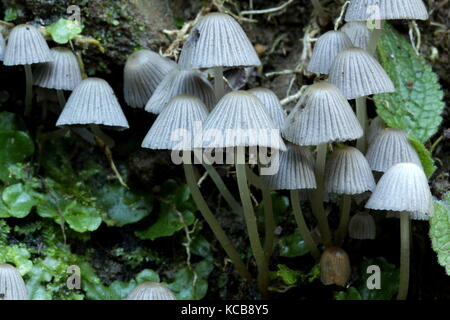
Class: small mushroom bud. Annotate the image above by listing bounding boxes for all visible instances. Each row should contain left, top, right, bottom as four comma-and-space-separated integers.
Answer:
320, 247, 351, 287
349, 212, 376, 240
126, 282, 176, 300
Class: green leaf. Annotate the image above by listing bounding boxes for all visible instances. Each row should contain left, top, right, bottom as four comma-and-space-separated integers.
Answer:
0, 245, 32, 275
0, 130, 34, 182
135, 269, 160, 284
335, 287, 362, 300
430, 195, 450, 275
409, 137, 436, 177
46, 18, 82, 44
0, 112, 23, 131
2, 183, 35, 218
271, 264, 320, 286
277, 229, 309, 258
4, 8, 18, 22
168, 260, 213, 300
374, 23, 445, 143
64, 202, 102, 233
191, 234, 212, 259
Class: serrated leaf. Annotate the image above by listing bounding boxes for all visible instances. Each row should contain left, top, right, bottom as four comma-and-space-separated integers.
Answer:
0, 130, 34, 182
374, 23, 445, 143
47, 18, 82, 44
430, 195, 450, 275
2, 183, 35, 218
409, 137, 436, 177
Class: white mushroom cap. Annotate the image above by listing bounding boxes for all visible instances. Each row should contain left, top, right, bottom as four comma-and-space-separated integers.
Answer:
56, 78, 129, 130
348, 212, 376, 240
126, 282, 176, 300
282, 82, 363, 146
366, 128, 421, 172
261, 143, 317, 190
328, 47, 395, 99
345, 0, 429, 22
3, 24, 52, 66
123, 49, 176, 109
340, 22, 370, 50
325, 146, 376, 195
367, 116, 386, 145
142, 94, 208, 151
179, 13, 261, 69
0, 263, 28, 300
365, 162, 433, 219
307, 31, 353, 75
248, 88, 286, 131
202, 91, 286, 151
34, 47, 82, 91
145, 68, 215, 114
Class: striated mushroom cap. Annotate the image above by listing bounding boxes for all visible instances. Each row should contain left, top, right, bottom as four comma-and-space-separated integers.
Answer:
345, 0, 429, 22
179, 13, 261, 69
4, 24, 52, 66
307, 31, 353, 75
366, 128, 421, 172
325, 146, 376, 195
365, 162, 433, 219
320, 247, 351, 287
202, 91, 286, 151
367, 116, 386, 145
262, 143, 316, 190
0, 263, 28, 300
124, 49, 176, 109
328, 47, 395, 99
56, 78, 129, 130
282, 82, 363, 146
348, 212, 376, 240
340, 22, 370, 50
248, 88, 286, 131
126, 282, 176, 300
34, 47, 82, 91
142, 95, 208, 151
145, 68, 215, 114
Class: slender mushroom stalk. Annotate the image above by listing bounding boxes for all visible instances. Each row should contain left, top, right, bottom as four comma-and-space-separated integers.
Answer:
262, 185, 275, 257
24, 65, 33, 115
213, 66, 225, 101
398, 211, 411, 300
355, 97, 367, 152
336, 194, 352, 245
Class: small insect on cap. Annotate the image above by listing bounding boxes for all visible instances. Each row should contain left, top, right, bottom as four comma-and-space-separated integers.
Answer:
126, 282, 176, 300
0, 263, 28, 300
345, 0, 429, 22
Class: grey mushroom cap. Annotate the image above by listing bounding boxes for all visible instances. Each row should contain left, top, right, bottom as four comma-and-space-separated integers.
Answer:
3, 24, 52, 66
345, 0, 429, 22
307, 31, 353, 75
126, 282, 176, 300
365, 162, 433, 219
0, 263, 28, 300
124, 49, 176, 109
56, 78, 129, 130
366, 128, 421, 172
340, 22, 370, 50
34, 47, 82, 91
261, 143, 317, 190
348, 212, 376, 240
0, 33, 5, 61
202, 91, 286, 151
328, 47, 395, 99
145, 68, 215, 114
367, 116, 386, 145
248, 88, 286, 131
178, 13, 261, 69
142, 94, 209, 151
282, 82, 363, 146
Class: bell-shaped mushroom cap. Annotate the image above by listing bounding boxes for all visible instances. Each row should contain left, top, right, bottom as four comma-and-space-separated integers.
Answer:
348, 212, 376, 240
340, 22, 370, 50
345, 0, 429, 21
262, 144, 317, 190
282, 82, 363, 146
124, 49, 176, 109
367, 116, 386, 144
307, 31, 353, 75
325, 146, 376, 195
34, 47, 82, 91
56, 78, 129, 130
320, 247, 351, 287
202, 91, 286, 151
179, 13, 261, 69
126, 282, 176, 300
0, 33, 5, 61
366, 128, 421, 172
248, 88, 286, 130
142, 95, 208, 151
0, 263, 28, 300
328, 47, 395, 99
365, 162, 433, 219
3, 24, 52, 66
145, 68, 215, 114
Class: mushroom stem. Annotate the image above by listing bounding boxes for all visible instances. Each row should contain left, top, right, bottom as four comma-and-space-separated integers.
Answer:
397, 211, 411, 300
56, 89, 66, 107
213, 66, 225, 101
290, 189, 320, 260
24, 64, 33, 116
368, 21, 385, 56
262, 185, 275, 259
183, 154, 252, 282
90, 125, 115, 149
356, 97, 367, 152
336, 194, 352, 246
311, 143, 332, 247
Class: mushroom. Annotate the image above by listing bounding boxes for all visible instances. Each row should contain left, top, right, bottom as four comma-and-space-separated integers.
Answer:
320, 247, 351, 287
145, 68, 215, 114
123, 49, 176, 109
126, 282, 176, 300
0, 263, 28, 300
365, 162, 433, 299
340, 22, 370, 50
366, 116, 386, 144
366, 128, 421, 172
178, 12, 261, 100
0, 32, 5, 61
3, 24, 52, 115
307, 31, 353, 75
348, 211, 376, 240
248, 87, 286, 131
